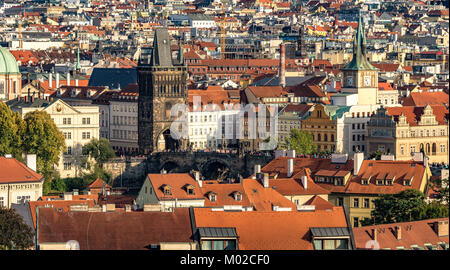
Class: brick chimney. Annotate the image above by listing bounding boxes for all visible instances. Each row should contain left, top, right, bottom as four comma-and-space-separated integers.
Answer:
67, 72, 71, 86
287, 158, 294, 177
263, 173, 269, 188
394, 226, 402, 240
26, 154, 37, 172
353, 152, 364, 176
371, 228, 377, 241
301, 175, 307, 190
280, 43, 286, 88
56, 73, 60, 89
49, 73, 52, 88
434, 220, 449, 237
254, 164, 261, 175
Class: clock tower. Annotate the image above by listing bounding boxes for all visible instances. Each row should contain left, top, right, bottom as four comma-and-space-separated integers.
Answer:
341, 10, 378, 105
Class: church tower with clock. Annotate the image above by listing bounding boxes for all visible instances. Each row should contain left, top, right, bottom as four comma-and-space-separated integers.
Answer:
341, 10, 378, 105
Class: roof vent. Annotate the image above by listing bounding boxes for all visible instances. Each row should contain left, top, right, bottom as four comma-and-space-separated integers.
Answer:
4, 154, 12, 158
369, 163, 373, 167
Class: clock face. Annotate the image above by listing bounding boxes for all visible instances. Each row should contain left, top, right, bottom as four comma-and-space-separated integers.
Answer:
364, 76, 371, 86
347, 77, 353, 87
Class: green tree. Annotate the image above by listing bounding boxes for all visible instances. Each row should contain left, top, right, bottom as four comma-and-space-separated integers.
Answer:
368, 150, 385, 160
82, 138, 115, 166
361, 189, 449, 226
0, 207, 34, 250
437, 178, 449, 205
0, 103, 24, 160
285, 128, 317, 155
21, 110, 66, 180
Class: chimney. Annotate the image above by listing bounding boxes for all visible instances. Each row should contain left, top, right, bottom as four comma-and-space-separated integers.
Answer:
287, 149, 296, 158
102, 205, 107, 212
353, 152, 364, 176
125, 205, 131, 212
301, 175, 307, 190
434, 220, 449, 237
371, 228, 377, 241
63, 192, 73, 201
73, 189, 79, 195
424, 155, 429, 168
26, 154, 37, 172
75, 79, 79, 86
280, 43, 286, 87
194, 171, 202, 187
67, 72, 71, 86
49, 73, 53, 88
160, 169, 167, 174
254, 164, 261, 175
56, 73, 60, 88
287, 158, 294, 177
263, 173, 269, 188
394, 226, 402, 240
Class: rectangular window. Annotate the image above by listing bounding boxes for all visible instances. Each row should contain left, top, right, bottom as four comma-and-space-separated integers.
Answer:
336, 239, 349, 250
364, 198, 370, 208
313, 240, 323, 250
0, 197, 3, 207
324, 240, 335, 250
64, 162, 72, 170
353, 198, 359, 208
353, 217, 359, 227
337, 197, 344, 206
441, 144, 446, 152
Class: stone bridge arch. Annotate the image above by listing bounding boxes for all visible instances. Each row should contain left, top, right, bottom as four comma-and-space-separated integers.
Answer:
200, 158, 233, 180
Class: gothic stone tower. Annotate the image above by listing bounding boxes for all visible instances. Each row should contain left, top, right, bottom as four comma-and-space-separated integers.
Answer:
340, 10, 379, 105
138, 28, 188, 154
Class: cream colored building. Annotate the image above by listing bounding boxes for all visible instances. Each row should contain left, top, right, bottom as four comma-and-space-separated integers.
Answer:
367, 106, 449, 164
9, 98, 100, 178
0, 155, 43, 208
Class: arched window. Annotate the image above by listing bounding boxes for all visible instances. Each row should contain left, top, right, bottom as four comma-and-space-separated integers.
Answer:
432, 143, 437, 155
324, 134, 328, 142
331, 134, 335, 142
426, 143, 430, 155
420, 143, 424, 151
317, 134, 321, 141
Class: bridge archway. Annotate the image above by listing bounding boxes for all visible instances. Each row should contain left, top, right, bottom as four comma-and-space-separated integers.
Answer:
201, 159, 232, 180
159, 161, 180, 173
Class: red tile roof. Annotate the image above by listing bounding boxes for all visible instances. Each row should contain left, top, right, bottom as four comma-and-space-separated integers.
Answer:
37, 208, 194, 250
193, 206, 349, 250
386, 105, 449, 126
242, 179, 296, 211
29, 199, 96, 228
147, 173, 204, 201
87, 178, 112, 189
303, 195, 335, 210
202, 182, 251, 207
378, 82, 394, 91
0, 156, 43, 184
247, 86, 288, 98
402, 91, 449, 107
345, 160, 427, 195
353, 218, 449, 250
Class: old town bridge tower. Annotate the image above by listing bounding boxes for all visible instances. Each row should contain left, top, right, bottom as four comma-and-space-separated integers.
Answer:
137, 28, 188, 154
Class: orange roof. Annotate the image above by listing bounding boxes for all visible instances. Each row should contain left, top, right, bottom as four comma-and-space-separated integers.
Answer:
372, 63, 400, 72
242, 179, 296, 211
378, 82, 394, 91
28, 199, 96, 228
303, 195, 335, 210
0, 156, 43, 184
193, 206, 349, 250
346, 160, 427, 195
87, 178, 112, 189
386, 105, 448, 126
147, 173, 204, 200
353, 218, 449, 250
202, 182, 251, 207
247, 86, 288, 98
268, 169, 330, 196
402, 91, 449, 107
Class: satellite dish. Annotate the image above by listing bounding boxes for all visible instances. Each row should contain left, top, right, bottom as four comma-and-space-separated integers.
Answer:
65, 240, 80, 250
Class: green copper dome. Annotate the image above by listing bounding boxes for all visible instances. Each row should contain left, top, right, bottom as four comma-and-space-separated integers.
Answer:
342, 10, 378, 71
0, 47, 21, 75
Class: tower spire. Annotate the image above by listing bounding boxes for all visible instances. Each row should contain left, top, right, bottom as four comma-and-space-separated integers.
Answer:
342, 9, 377, 71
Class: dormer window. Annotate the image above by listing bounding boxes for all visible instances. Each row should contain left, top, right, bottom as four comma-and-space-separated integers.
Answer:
385, 179, 393, 186
184, 184, 195, 195
161, 185, 172, 196
232, 192, 242, 201
209, 193, 217, 202
403, 180, 412, 186
376, 179, 384, 186
361, 179, 369, 185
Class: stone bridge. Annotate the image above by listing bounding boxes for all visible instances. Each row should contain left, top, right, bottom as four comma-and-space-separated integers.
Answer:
104, 152, 274, 189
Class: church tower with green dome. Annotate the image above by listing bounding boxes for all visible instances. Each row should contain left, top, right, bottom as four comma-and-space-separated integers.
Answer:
0, 46, 22, 101
340, 10, 379, 106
